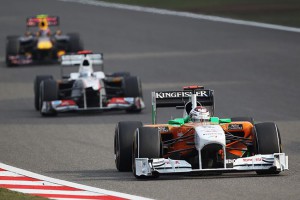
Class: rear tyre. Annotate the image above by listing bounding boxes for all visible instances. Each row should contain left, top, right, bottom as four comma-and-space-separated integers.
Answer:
231, 117, 254, 125
123, 76, 143, 113
34, 75, 53, 111
132, 127, 161, 178
254, 122, 282, 175
123, 76, 142, 97
67, 33, 83, 52
114, 121, 143, 171
39, 80, 58, 116
6, 36, 20, 67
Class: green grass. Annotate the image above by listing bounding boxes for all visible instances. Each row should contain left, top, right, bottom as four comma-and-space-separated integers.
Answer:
99, 0, 300, 27
0, 188, 48, 200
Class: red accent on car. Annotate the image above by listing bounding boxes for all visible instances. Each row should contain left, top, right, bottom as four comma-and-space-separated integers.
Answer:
108, 98, 128, 104
60, 100, 76, 106
77, 50, 93, 55
183, 85, 204, 90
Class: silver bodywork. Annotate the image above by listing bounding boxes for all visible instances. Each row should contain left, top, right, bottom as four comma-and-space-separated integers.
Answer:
40, 54, 145, 114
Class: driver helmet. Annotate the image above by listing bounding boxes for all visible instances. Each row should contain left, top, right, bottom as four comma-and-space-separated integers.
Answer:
38, 19, 50, 36
189, 106, 210, 122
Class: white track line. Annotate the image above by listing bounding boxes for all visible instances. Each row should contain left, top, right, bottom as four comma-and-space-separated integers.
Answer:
59, 0, 300, 33
0, 171, 24, 176
10, 189, 102, 195
0, 180, 59, 186
0, 163, 153, 200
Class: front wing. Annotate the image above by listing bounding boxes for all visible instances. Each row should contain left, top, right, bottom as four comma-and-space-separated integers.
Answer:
7, 54, 60, 66
41, 97, 145, 114
135, 153, 288, 177
7, 55, 33, 65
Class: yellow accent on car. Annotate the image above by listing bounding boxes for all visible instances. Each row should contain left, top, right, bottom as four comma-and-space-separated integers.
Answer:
39, 18, 49, 31
57, 50, 66, 57
37, 41, 53, 49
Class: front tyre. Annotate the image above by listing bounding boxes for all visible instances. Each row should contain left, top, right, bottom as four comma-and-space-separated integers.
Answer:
123, 76, 143, 113
114, 121, 143, 172
254, 122, 282, 175
6, 36, 20, 67
34, 75, 53, 111
132, 127, 161, 178
39, 80, 58, 116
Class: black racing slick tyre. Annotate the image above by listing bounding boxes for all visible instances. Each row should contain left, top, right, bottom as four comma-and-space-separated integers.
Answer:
34, 75, 53, 111
67, 33, 83, 52
39, 80, 58, 116
6, 36, 20, 67
254, 122, 282, 175
132, 127, 161, 178
231, 117, 254, 125
123, 76, 143, 113
123, 76, 142, 98
114, 121, 143, 172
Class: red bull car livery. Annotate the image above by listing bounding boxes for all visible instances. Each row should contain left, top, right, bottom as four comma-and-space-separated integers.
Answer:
6, 14, 83, 66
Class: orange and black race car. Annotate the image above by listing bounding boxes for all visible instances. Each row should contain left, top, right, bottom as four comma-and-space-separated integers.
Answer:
5, 14, 83, 66
114, 86, 288, 178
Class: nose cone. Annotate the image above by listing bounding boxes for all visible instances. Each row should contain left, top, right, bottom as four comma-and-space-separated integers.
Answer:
194, 125, 226, 150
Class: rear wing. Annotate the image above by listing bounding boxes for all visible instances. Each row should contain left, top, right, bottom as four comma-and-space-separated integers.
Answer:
26, 15, 59, 27
61, 54, 103, 66
60, 53, 103, 79
151, 89, 214, 124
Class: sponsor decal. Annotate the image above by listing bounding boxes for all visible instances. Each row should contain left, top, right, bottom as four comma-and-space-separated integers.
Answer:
156, 91, 191, 98
228, 124, 243, 130
164, 160, 180, 165
256, 158, 263, 162
242, 158, 262, 162
158, 126, 169, 133
52, 100, 62, 107
226, 159, 236, 164
196, 91, 209, 97
203, 132, 222, 136
60, 100, 76, 106
155, 90, 209, 98
200, 126, 224, 135
124, 97, 134, 104
177, 132, 183, 137
243, 158, 253, 162
110, 98, 127, 104
228, 157, 263, 164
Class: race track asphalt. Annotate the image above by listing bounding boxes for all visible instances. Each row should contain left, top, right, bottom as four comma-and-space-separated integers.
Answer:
0, 0, 299, 199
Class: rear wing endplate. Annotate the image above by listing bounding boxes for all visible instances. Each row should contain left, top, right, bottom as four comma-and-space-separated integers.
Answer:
151, 89, 214, 124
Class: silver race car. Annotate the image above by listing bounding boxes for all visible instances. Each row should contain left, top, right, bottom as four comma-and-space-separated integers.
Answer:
34, 51, 144, 116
